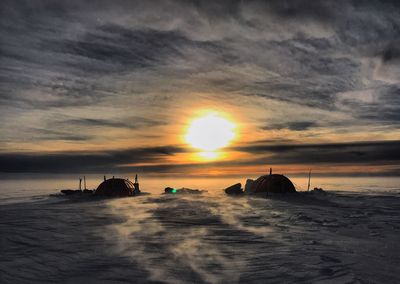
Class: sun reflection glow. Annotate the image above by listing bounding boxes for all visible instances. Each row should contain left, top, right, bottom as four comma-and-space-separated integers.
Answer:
198, 151, 220, 159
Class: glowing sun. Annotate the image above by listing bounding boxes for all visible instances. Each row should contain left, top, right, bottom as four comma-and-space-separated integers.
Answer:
185, 112, 236, 152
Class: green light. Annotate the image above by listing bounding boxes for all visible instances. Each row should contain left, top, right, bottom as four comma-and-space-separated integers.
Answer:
172, 189, 177, 193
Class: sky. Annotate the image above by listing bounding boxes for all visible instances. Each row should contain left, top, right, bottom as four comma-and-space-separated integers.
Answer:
1, 0, 400, 177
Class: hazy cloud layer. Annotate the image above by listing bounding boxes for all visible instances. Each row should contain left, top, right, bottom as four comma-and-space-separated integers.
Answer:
0, 1, 399, 174
234, 140, 400, 165
1, 140, 399, 175
0, 146, 186, 173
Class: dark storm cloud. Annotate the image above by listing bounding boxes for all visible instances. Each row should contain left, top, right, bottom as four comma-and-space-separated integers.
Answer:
40, 24, 205, 74
233, 0, 400, 116
337, 85, 400, 122
382, 45, 400, 63
238, 37, 362, 110
1, 1, 399, 110
0, 3, 235, 110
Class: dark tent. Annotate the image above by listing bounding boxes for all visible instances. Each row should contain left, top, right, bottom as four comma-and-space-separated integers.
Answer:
248, 174, 296, 194
95, 178, 137, 197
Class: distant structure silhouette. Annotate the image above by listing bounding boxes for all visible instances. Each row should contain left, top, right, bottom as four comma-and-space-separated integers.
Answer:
247, 174, 296, 194
224, 183, 243, 195
225, 168, 297, 195
95, 177, 140, 197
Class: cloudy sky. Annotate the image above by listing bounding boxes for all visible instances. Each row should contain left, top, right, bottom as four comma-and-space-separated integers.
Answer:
1, 0, 399, 176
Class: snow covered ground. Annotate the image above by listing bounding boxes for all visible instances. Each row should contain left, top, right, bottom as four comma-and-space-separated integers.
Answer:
1, 179, 400, 283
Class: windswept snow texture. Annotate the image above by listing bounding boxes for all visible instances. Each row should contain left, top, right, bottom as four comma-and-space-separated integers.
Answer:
1, 190, 400, 283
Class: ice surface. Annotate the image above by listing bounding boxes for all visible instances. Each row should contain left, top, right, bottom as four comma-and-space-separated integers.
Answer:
1, 185, 400, 283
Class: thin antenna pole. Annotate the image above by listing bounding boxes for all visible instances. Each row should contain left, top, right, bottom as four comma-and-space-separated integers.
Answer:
84, 176, 87, 190
79, 178, 82, 190
307, 169, 311, 191
133, 174, 140, 193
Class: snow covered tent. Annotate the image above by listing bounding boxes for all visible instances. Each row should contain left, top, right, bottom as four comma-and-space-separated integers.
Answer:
247, 174, 296, 194
94, 178, 138, 197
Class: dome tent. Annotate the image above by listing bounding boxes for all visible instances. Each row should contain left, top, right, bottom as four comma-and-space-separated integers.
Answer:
95, 177, 139, 197
247, 174, 296, 194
